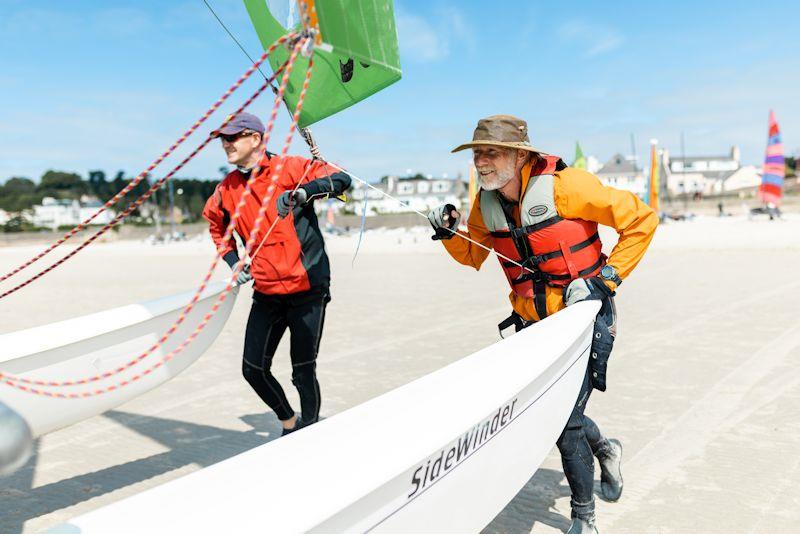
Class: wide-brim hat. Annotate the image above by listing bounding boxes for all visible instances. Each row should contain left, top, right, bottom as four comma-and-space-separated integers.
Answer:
451, 114, 549, 154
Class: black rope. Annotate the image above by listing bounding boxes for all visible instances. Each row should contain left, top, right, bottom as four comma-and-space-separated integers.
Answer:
202, 0, 278, 94
202, 0, 321, 158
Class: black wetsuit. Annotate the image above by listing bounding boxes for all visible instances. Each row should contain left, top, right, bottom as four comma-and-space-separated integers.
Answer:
241, 288, 329, 423
556, 295, 617, 519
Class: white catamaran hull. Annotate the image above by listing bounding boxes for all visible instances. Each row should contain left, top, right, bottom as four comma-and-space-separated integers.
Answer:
52, 301, 599, 533
0, 281, 237, 438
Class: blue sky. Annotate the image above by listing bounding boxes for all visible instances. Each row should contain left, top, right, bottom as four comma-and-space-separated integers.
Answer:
1, 0, 798, 183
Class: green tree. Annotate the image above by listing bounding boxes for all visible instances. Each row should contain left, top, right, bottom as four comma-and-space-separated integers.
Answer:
785, 156, 797, 178
88, 169, 114, 201
38, 170, 87, 199
0, 177, 42, 212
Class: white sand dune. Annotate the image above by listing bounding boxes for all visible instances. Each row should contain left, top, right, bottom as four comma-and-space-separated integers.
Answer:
0, 214, 799, 533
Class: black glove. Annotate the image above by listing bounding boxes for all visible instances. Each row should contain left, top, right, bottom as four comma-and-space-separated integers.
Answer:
277, 188, 308, 218
427, 203, 460, 241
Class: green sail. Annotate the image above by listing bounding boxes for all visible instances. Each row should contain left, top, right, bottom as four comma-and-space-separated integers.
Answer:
243, 0, 402, 128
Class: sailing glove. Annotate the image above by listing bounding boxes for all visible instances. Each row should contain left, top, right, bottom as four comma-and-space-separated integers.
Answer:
564, 277, 613, 306
234, 263, 253, 286
277, 188, 308, 218
222, 250, 253, 286
427, 204, 460, 240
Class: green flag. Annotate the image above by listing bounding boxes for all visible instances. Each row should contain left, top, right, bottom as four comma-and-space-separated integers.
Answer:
244, 0, 402, 128
573, 141, 586, 170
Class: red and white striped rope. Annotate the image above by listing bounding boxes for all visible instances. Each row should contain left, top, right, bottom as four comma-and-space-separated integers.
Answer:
0, 32, 296, 288
0, 38, 314, 396
0, 59, 290, 301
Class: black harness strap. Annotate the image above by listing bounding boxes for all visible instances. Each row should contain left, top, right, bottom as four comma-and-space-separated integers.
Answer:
515, 215, 563, 235
494, 192, 551, 320
524, 231, 601, 266
511, 254, 605, 284
533, 279, 549, 320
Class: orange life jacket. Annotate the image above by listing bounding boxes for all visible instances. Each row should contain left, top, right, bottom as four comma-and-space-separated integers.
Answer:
480, 158, 605, 318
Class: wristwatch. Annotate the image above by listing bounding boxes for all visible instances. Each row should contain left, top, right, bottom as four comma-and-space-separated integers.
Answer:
599, 265, 622, 286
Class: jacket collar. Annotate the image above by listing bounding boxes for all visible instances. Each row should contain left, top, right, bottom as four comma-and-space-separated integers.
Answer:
520, 155, 562, 194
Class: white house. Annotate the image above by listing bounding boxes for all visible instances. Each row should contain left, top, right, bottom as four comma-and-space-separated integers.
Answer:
0, 209, 10, 225
662, 146, 758, 196
349, 176, 467, 216
595, 154, 646, 197
32, 197, 115, 230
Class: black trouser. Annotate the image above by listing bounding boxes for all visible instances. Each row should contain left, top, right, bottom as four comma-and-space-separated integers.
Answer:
242, 288, 329, 423
556, 296, 617, 518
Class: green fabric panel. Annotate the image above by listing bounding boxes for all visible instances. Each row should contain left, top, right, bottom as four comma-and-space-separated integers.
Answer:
243, 0, 401, 128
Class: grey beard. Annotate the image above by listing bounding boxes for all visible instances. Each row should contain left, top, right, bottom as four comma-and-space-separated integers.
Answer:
478, 168, 514, 191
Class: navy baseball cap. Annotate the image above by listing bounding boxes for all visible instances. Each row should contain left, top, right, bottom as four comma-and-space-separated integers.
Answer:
210, 112, 265, 138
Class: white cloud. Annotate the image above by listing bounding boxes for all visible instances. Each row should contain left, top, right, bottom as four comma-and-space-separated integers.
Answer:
558, 20, 624, 58
396, 9, 450, 62
395, 4, 474, 63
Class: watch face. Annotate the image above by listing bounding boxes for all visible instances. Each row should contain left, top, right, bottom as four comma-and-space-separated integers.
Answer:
601, 265, 615, 279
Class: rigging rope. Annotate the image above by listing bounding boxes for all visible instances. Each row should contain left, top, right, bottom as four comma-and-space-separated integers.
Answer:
0, 37, 314, 396
324, 163, 536, 274
198, 4, 533, 274
0, 34, 292, 288
0, 63, 290, 301
202, 0, 322, 159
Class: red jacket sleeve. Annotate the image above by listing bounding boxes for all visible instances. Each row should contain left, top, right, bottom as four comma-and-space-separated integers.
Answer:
202, 183, 236, 256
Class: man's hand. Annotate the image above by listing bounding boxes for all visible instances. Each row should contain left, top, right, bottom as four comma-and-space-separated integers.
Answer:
277, 188, 308, 218
564, 277, 613, 306
234, 263, 253, 286
427, 204, 461, 240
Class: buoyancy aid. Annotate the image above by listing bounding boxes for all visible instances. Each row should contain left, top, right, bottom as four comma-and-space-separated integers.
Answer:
480, 158, 605, 319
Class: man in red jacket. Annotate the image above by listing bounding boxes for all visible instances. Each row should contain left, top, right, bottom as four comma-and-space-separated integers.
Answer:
203, 113, 350, 436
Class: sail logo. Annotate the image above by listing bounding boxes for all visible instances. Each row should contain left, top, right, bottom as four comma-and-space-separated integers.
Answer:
407, 398, 518, 498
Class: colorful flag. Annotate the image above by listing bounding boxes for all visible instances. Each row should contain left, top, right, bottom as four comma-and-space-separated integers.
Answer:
647, 140, 659, 212
758, 110, 785, 205
573, 142, 586, 170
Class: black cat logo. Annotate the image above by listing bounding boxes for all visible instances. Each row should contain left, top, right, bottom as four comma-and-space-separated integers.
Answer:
339, 58, 372, 83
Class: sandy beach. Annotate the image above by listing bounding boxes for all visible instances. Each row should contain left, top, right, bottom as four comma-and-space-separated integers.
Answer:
1, 214, 799, 533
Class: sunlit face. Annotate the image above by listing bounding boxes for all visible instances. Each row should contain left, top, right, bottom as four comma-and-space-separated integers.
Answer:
220, 130, 263, 167
472, 146, 518, 191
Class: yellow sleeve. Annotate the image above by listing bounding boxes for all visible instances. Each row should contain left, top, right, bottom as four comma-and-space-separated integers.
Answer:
440, 195, 492, 270
553, 168, 658, 291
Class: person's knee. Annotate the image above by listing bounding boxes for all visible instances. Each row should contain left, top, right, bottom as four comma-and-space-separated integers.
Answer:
557, 424, 584, 456
291, 361, 316, 385
242, 362, 262, 386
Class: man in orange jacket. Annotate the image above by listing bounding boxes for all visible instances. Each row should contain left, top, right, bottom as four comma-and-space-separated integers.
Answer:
203, 112, 350, 436
428, 115, 657, 533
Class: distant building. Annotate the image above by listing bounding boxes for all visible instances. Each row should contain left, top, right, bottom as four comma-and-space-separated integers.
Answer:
585, 155, 602, 175
662, 146, 760, 196
350, 175, 468, 215
595, 154, 646, 197
349, 176, 467, 216
32, 197, 115, 230
0, 209, 10, 225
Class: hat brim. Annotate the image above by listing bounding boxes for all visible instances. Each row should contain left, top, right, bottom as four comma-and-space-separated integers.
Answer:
209, 125, 247, 138
451, 140, 549, 154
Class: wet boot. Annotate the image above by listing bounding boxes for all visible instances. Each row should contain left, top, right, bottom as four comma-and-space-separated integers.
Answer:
596, 438, 623, 502
567, 499, 598, 534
